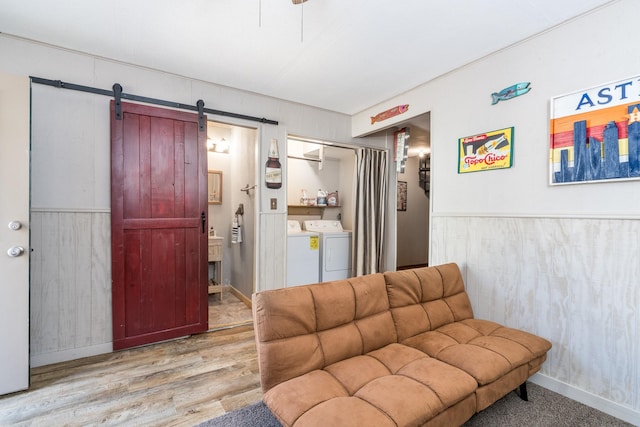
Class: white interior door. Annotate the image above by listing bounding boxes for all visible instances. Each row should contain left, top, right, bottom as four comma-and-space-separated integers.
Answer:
0, 72, 30, 395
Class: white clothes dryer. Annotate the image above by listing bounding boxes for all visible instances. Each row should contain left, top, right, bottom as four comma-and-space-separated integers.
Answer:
303, 220, 352, 282
286, 220, 320, 287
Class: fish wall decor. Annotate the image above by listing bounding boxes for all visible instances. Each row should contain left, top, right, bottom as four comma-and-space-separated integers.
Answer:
371, 104, 409, 124
491, 82, 531, 105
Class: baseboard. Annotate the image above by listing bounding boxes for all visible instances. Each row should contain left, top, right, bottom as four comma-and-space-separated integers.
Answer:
530, 373, 640, 426
229, 286, 252, 309
31, 343, 113, 368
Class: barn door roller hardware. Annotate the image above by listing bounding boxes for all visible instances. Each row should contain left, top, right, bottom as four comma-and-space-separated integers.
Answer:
113, 83, 123, 120
197, 100, 205, 131
30, 76, 279, 127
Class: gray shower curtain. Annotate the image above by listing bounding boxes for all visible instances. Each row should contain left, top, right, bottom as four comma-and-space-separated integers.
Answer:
354, 148, 388, 276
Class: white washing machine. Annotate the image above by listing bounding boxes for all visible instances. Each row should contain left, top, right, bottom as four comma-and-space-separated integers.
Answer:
286, 220, 320, 287
303, 220, 352, 282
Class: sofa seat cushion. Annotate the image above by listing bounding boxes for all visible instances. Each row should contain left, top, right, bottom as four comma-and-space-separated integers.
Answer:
295, 397, 397, 427
264, 343, 477, 427
402, 319, 552, 386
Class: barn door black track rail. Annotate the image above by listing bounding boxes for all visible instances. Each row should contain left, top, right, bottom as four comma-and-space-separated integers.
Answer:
30, 76, 279, 129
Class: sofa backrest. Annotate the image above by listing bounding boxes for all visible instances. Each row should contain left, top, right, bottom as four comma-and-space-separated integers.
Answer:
384, 263, 474, 342
253, 273, 397, 392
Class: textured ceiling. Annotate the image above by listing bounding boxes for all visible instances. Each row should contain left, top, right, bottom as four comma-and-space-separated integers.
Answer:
0, 0, 614, 115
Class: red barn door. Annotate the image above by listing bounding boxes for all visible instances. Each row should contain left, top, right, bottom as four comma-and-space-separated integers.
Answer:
111, 101, 208, 350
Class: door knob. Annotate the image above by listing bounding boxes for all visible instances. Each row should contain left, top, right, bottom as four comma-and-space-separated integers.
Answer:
7, 246, 25, 257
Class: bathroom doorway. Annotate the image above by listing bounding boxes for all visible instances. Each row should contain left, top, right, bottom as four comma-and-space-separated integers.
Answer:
206, 121, 257, 330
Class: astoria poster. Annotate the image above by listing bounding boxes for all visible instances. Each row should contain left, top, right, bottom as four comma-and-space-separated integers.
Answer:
549, 75, 640, 185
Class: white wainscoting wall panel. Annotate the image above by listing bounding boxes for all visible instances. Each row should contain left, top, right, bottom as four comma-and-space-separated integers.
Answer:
431, 215, 640, 423
30, 211, 112, 367
257, 213, 286, 292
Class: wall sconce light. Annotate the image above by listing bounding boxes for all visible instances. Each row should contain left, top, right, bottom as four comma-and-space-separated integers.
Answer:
215, 138, 230, 153
207, 137, 230, 154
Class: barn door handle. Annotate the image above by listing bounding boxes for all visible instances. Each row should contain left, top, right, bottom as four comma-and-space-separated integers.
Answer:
201, 212, 206, 234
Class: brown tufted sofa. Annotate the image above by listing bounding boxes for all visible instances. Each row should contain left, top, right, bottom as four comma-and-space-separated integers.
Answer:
252, 263, 552, 426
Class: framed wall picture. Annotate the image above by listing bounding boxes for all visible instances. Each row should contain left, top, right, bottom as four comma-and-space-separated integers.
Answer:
418, 154, 430, 195
208, 170, 222, 204
550, 74, 640, 185
397, 180, 407, 211
458, 127, 514, 174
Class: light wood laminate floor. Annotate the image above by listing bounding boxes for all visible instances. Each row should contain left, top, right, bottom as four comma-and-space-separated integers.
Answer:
1, 321, 260, 426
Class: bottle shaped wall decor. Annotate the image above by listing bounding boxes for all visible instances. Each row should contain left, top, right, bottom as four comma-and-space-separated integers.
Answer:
265, 138, 282, 189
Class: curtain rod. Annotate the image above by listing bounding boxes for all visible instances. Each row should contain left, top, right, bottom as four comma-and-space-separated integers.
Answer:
30, 76, 279, 126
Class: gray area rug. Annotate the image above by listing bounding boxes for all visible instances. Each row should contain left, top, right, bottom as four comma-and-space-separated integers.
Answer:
195, 382, 634, 427
195, 401, 281, 427
463, 382, 633, 427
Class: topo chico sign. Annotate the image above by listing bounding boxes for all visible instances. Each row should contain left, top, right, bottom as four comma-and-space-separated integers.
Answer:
458, 127, 514, 174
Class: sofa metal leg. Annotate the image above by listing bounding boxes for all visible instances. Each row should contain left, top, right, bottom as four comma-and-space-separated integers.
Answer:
517, 382, 528, 401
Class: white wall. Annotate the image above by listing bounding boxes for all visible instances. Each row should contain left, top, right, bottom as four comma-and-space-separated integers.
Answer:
286, 157, 343, 207
228, 125, 258, 298
0, 34, 387, 366
354, 1, 640, 423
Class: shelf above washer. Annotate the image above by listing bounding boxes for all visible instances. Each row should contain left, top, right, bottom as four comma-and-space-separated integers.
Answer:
287, 205, 341, 216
